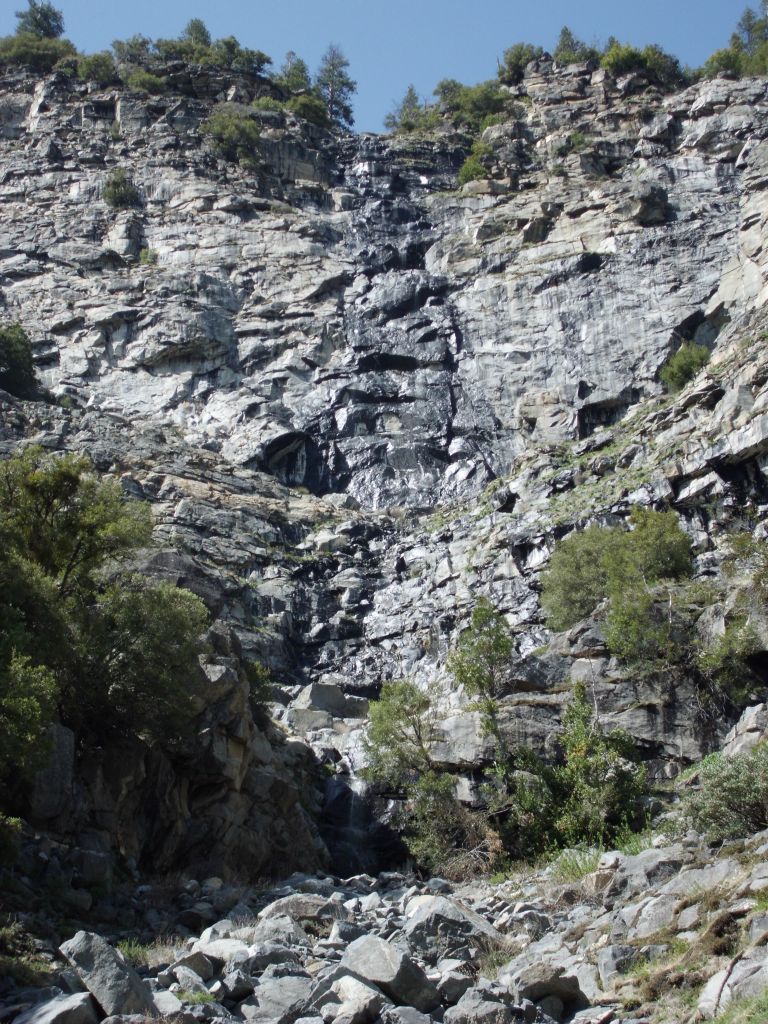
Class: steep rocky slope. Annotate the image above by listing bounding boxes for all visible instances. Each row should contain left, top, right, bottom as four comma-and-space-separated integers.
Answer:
2, 56, 768, 885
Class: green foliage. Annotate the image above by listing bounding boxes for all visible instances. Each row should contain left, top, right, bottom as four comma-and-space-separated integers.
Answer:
82, 579, 208, 739
362, 679, 437, 789
0, 815, 22, 869
435, 78, 505, 133
286, 94, 330, 128
315, 44, 356, 128
0, 446, 208, 774
555, 680, 646, 845
124, 69, 166, 94
0, 32, 75, 72
600, 41, 686, 89
14, 1, 64, 39
102, 168, 140, 209
201, 104, 261, 165
0, 654, 57, 786
713, 991, 768, 1024
698, 616, 761, 704
276, 50, 311, 93
659, 342, 710, 393
549, 844, 602, 882
497, 42, 544, 85
0, 323, 37, 399
701, 4, 768, 78
181, 19, 211, 48
0, 447, 152, 599
541, 509, 693, 642
111, 34, 152, 65
678, 743, 768, 841
457, 158, 487, 186
404, 770, 500, 879
384, 85, 439, 134
178, 991, 215, 1005
78, 52, 116, 86
553, 27, 600, 67
138, 247, 158, 266
448, 598, 513, 701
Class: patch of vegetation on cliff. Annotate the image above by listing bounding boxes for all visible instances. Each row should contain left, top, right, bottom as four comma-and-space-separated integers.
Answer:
0, 447, 209, 811
0, 324, 39, 399
363, 602, 648, 877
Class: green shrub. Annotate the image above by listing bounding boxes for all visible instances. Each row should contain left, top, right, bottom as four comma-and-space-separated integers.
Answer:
138, 247, 158, 265
0, 323, 37, 399
497, 42, 544, 85
124, 69, 166, 94
659, 342, 710, 392
553, 27, 600, 67
554, 680, 647, 845
0, 815, 22, 869
0, 446, 208, 758
678, 744, 768, 840
435, 78, 506, 133
541, 509, 693, 633
447, 598, 513, 739
201, 104, 261, 165
77, 51, 116, 85
286, 94, 331, 128
384, 85, 439, 134
102, 168, 140, 209
698, 616, 761, 704
458, 157, 487, 186
600, 41, 686, 89
0, 32, 75, 72
362, 679, 438, 788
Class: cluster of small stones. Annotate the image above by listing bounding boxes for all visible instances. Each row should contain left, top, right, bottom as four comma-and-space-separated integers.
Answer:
8, 802, 768, 1024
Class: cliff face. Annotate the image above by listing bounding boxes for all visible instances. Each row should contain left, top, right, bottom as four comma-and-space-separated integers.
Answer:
3, 58, 768, 878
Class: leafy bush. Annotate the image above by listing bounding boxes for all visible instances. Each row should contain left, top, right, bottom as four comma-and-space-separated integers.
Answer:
0, 32, 75, 72
698, 617, 762, 704
138, 247, 158, 266
384, 85, 439, 134
102, 168, 140, 209
553, 26, 600, 67
678, 744, 768, 840
201, 104, 261, 165
124, 69, 166, 94
541, 509, 693, 635
362, 679, 437, 789
78, 51, 116, 85
659, 342, 710, 392
0, 446, 209, 775
700, 4, 768, 79
0, 323, 37, 398
458, 158, 487, 186
600, 41, 686, 89
435, 79, 506, 133
286, 94, 330, 127
497, 42, 544, 85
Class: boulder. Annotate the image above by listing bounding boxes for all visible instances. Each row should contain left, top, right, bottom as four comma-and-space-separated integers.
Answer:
404, 896, 503, 960
443, 989, 515, 1024
240, 970, 313, 1024
14, 994, 99, 1024
340, 935, 440, 1013
59, 932, 155, 1017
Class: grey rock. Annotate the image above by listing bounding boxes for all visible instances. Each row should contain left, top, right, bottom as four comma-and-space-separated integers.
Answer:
240, 972, 313, 1024
340, 935, 440, 1013
59, 931, 155, 1017
404, 897, 503, 961
13, 994, 99, 1024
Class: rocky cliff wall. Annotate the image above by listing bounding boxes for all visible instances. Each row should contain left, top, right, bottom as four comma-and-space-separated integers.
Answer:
3, 59, 768, 878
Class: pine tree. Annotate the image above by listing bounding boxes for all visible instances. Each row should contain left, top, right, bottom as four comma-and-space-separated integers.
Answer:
15, 0, 64, 39
315, 44, 356, 129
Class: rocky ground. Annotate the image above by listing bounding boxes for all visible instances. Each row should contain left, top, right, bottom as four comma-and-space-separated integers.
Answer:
8, 804, 768, 1024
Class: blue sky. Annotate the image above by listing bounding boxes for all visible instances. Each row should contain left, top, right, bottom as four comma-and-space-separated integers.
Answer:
1, 1, 742, 131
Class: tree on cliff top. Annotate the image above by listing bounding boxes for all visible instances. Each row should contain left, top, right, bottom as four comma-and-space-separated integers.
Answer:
315, 44, 356, 128
15, 0, 64, 39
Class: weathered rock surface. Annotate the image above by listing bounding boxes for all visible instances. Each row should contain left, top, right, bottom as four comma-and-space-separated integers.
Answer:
58, 933, 154, 1017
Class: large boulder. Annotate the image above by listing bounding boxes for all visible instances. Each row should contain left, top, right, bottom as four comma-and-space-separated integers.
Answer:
404, 896, 502, 961
340, 935, 441, 1013
59, 932, 155, 1017
14, 994, 99, 1024
240, 969, 314, 1024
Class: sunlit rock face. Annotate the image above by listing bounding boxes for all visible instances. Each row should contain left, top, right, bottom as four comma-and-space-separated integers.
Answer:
4, 60, 768, 876
2, 65, 765, 509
